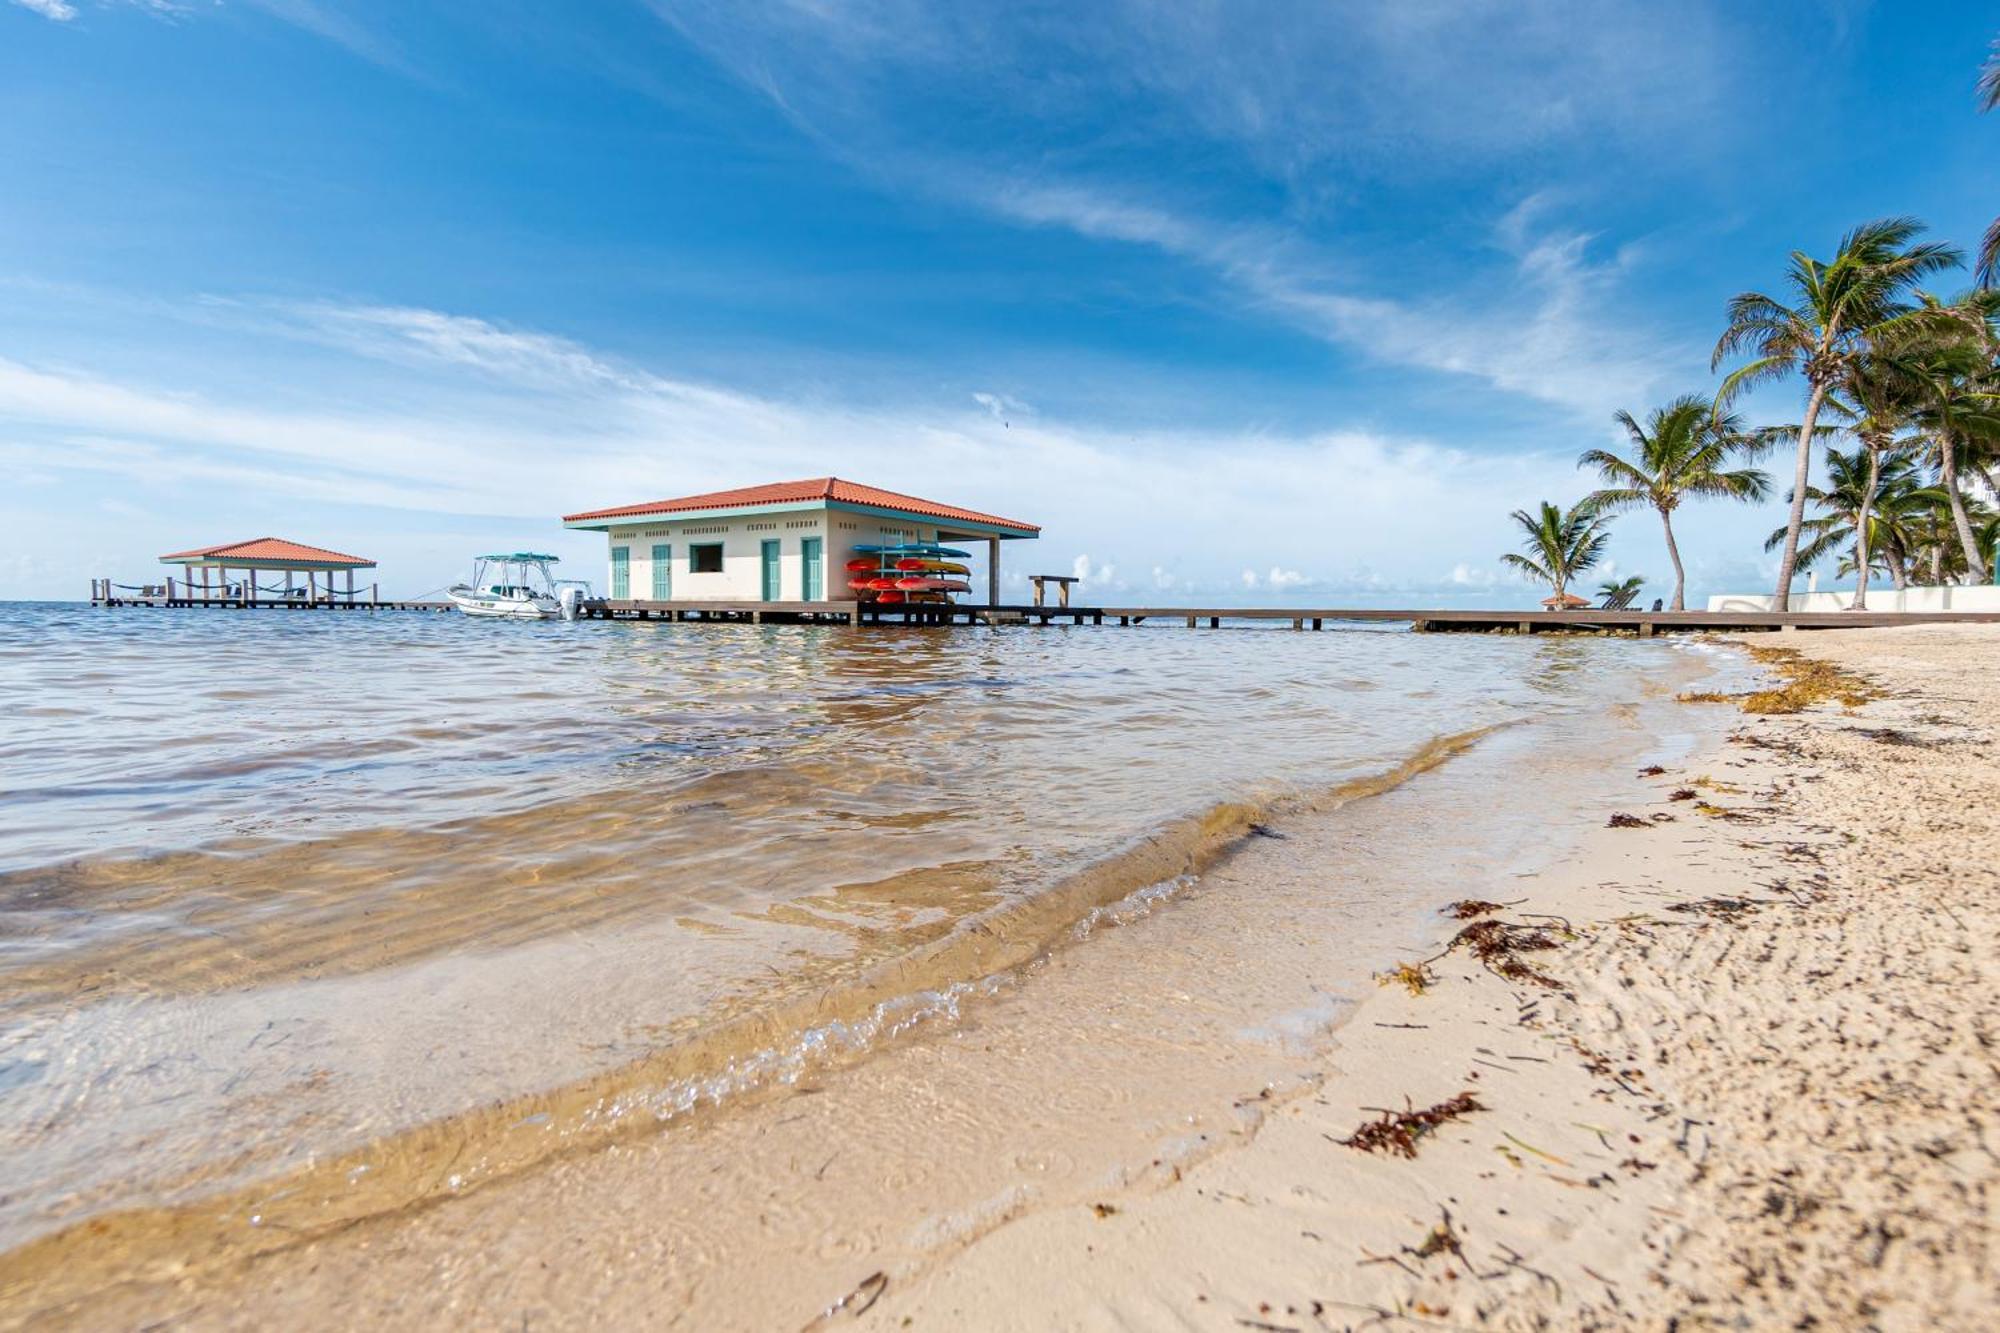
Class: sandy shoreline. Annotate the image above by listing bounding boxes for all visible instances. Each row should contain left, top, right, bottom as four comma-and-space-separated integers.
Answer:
872, 625, 2000, 1331
6, 626, 1993, 1329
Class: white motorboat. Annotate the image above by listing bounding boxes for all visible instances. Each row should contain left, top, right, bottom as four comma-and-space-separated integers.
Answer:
448, 553, 590, 620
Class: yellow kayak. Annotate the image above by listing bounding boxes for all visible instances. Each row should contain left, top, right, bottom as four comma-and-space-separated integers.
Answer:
892, 558, 971, 574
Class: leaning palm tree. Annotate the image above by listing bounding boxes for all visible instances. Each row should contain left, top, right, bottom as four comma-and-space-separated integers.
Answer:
1501, 500, 1612, 607
1979, 39, 2000, 286
1579, 394, 1769, 610
1596, 575, 1646, 609
1865, 463, 1945, 590
1833, 354, 1926, 608
1713, 218, 1962, 607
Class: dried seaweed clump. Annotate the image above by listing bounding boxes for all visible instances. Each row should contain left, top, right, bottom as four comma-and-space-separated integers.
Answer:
1607, 812, 1651, 828
1740, 644, 1878, 714
1339, 1092, 1486, 1158
1449, 919, 1563, 988
1668, 896, 1763, 923
1442, 898, 1505, 919
1378, 961, 1435, 996
1677, 690, 1737, 704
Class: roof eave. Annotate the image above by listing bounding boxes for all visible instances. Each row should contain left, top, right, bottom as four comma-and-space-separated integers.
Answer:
563, 497, 1039, 538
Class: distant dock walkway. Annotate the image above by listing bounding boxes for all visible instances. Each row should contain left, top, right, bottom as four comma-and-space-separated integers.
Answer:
572, 598, 2000, 634
90, 580, 451, 613
88, 584, 2000, 633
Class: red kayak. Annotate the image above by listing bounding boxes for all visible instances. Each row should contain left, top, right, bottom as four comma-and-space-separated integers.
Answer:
876, 590, 906, 604
895, 577, 971, 593
867, 576, 902, 591
844, 558, 880, 573
846, 577, 877, 593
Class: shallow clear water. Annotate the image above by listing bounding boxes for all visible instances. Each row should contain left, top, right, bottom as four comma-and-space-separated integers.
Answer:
0, 602, 1721, 1260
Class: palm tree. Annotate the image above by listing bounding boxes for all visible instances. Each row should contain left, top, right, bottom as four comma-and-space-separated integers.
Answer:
1866, 464, 1945, 590
1768, 446, 1938, 589
1578, 395, 1769, 610
1713, 217, 1962, 607
1501, 500, 1612, 607
1979, 39, 2000, 286
1596, 575, 1646, 609
1833, 355, 1925, 608
1903, 294, 2000, 582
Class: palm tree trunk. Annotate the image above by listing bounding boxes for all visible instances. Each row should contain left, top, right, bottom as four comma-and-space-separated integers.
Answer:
1850, 443, 1880, 611
1887, 544, 1909, 590
1659, 507, 1687, 611
1939, 435, 1989, 583
1771, 381, 1828, 610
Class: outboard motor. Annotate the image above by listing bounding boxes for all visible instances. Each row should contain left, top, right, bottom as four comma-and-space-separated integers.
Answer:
558, 585, 582, 622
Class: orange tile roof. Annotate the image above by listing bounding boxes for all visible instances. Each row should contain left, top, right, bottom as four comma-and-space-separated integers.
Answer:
562, 477, 1039, 534
159, 537, 376, 567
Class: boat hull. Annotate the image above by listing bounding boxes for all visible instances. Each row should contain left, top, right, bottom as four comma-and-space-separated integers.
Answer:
448, 588, 561, 619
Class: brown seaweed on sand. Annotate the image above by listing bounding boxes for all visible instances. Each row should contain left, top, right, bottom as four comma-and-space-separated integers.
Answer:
1338, 1092, 1486, 1158
1442, 898, 1507, 919
1739, 644, 1878, 713
1607, 812, 1651, 828
1377, 961, 1435, 996
1448, 919, 1563, 988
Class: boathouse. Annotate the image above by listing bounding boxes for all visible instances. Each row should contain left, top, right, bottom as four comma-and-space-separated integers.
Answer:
561, 478, 1039, 604
157, 537, 377, 603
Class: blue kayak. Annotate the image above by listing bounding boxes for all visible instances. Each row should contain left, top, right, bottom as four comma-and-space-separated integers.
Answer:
853, 543, 973, 558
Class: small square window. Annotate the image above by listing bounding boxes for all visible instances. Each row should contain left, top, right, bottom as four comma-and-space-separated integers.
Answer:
690, 543, 724, 574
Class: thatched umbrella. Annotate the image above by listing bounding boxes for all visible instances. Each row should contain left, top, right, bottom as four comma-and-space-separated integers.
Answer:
1540, 591, 1592, 611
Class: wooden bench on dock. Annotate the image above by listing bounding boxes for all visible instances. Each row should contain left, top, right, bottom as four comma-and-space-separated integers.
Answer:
1028, 574, 1079, 609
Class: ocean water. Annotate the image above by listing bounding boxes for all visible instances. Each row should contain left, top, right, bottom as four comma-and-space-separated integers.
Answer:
0, 602, 1726, 1276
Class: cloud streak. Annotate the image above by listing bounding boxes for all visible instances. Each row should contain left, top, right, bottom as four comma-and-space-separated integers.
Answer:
645, 1, 1709, 422
1, 298, 1613, 599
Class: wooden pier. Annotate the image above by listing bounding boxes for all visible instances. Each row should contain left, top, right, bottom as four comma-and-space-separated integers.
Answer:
89, 579, 451, 612
89, 583, 2000, 632
571, 598, 2000, 634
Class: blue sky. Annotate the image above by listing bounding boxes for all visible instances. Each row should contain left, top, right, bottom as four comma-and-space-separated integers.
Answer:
2, 0, 1994, 604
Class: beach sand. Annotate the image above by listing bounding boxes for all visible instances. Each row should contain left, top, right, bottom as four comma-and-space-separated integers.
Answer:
10, 625, 1994, 1329
869, 624, 2000, 1331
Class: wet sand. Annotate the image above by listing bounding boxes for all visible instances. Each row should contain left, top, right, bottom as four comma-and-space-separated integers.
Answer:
8, 626, 1993, 1329
1, 641, 1722, 1328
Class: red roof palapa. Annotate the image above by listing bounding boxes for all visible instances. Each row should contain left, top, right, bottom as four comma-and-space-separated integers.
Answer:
562, 477, 1039, 534
159, 537, 376, 568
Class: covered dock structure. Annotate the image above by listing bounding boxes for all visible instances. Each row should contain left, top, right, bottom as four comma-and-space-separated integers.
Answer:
89, 538, 420, 608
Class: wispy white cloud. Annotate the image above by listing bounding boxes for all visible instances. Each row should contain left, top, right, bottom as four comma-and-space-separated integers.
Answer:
9, 0, 416, 73
239, 0, 420, 77
986, 179, 1684, 421
643, 2, 1712, 423
11, 0, 79, 21
0, 298, 1611, 599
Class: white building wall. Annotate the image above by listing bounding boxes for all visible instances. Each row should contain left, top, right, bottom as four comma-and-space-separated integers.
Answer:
599, 507, 946, 602
1706, 585, 2000, 613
